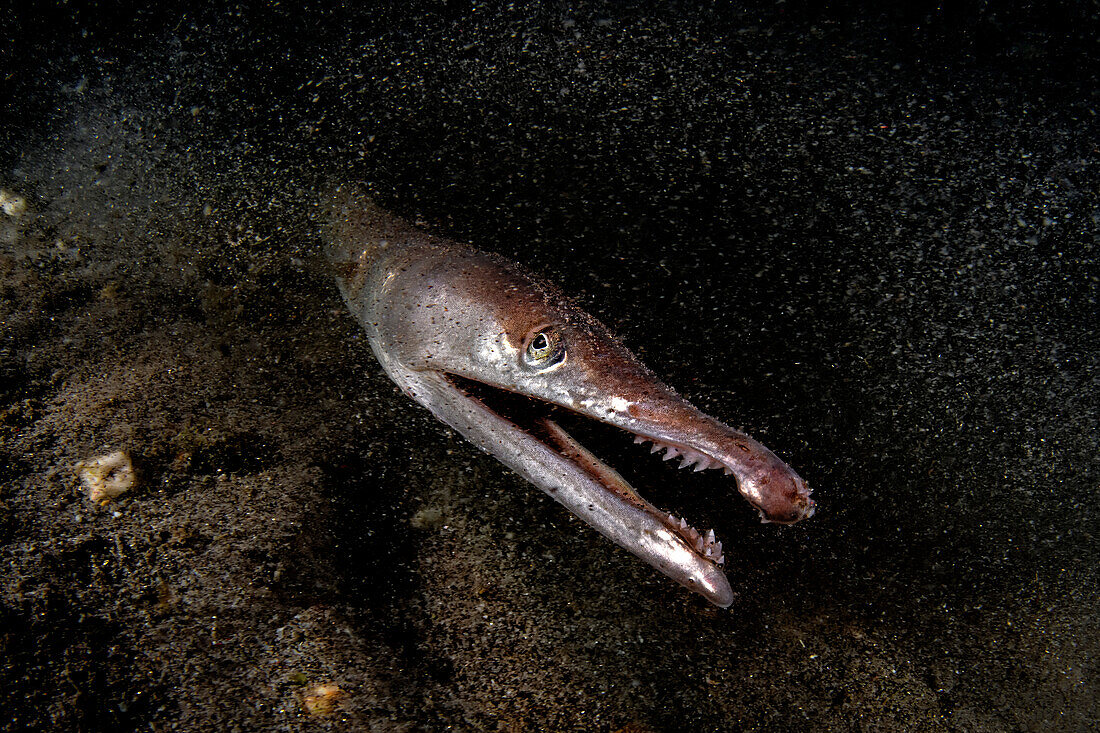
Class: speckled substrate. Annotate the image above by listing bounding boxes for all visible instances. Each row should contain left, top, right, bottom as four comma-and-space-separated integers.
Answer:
1, 3, 1096, 731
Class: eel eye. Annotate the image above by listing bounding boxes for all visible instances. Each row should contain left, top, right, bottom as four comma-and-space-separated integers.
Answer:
522, 327, 565, 369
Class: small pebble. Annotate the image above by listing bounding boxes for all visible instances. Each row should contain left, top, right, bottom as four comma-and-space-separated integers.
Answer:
75, 450, 135, 502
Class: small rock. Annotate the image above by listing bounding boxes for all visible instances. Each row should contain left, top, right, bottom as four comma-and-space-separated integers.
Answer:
301, 682, 346, 716
0, 189, 28, 218
75, 450, 135, 502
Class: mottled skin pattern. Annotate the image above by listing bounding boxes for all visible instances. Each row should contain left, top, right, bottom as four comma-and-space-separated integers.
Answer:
326, 188, 814, 607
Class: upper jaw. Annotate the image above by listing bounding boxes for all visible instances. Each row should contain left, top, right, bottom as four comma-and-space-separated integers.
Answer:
632, 427, 816, 524
546, 388, 816, 526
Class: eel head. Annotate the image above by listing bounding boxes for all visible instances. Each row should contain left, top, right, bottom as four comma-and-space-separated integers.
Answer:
331, 200, 814, 607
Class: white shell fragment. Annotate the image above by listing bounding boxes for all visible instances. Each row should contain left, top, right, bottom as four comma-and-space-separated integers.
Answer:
0, 189, 28, 218
76, 450, 135, 502
301, 682, 347, 716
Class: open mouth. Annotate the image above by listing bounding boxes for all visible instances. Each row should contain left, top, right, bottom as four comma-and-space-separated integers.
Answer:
443, 373, 727, 567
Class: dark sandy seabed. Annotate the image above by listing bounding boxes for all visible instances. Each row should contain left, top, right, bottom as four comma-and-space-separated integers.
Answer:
1, 2, 1097, 731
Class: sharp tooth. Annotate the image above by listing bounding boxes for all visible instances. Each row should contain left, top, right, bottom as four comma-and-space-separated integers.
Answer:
716, 554, 725, 565
715, 541, 722, 556
681, 449, 703, 466
634, 435, 647, 444
694, 535, 705, 552
693, 460, 709, 472
679, 518, 688, 531
663, 447, 680, 461
650, 444, 663, 454
678, 458, 693, 469
705, 529, 716, 545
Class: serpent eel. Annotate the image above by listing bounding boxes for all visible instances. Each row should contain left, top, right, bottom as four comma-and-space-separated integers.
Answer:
326, 190, 814, 607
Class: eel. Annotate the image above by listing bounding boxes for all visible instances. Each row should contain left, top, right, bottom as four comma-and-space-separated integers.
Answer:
326, 190, 814, 607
